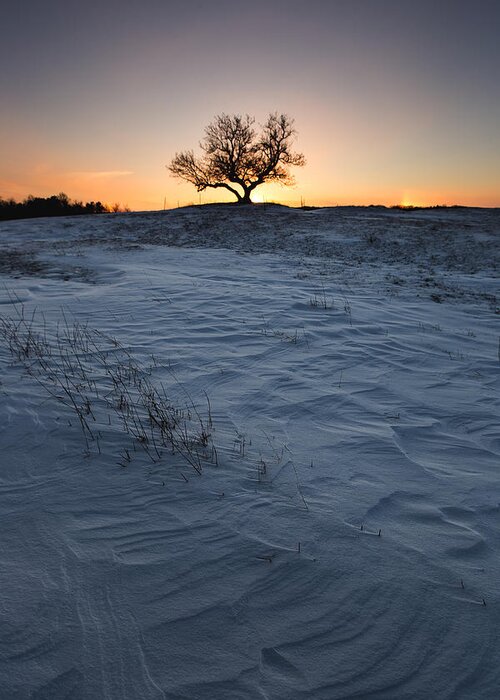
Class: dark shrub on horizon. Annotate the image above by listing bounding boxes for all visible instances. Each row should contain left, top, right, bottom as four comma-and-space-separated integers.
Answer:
0, 193, 112, 221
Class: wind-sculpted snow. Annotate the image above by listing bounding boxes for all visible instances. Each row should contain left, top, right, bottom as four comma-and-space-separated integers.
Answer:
0, 209, 499, 697
1, 204, 499, 282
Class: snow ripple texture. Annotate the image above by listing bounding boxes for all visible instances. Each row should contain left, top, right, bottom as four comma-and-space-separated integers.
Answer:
0, 206, 499, 698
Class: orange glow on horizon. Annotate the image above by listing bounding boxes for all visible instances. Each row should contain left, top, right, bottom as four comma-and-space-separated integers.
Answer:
2, 4, 500, 214
2, 107, 499, 211
399, 192, 425, 208
2, 170, 499, 212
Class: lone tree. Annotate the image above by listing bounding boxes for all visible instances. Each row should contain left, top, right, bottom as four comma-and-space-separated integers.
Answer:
168, 113, 305, 204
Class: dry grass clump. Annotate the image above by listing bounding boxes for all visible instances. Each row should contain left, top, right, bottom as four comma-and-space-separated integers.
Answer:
0, 304, 213, 473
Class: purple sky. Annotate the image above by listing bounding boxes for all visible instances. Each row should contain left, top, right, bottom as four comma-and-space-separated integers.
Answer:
1, 0, 499, 208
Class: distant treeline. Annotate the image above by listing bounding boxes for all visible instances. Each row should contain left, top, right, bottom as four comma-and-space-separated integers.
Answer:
0, 193, 130, 221
389, 204, 467, 211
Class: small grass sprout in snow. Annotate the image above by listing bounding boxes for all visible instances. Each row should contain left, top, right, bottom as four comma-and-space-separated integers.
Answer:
259, 318, 309, 346
309, 283, 333, 309
343, 295, 353, 325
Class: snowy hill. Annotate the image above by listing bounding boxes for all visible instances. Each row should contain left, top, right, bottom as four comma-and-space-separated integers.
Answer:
0, 205, 499, 698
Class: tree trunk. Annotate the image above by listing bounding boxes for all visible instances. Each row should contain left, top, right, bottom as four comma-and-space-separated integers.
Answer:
239, 188, 253, 204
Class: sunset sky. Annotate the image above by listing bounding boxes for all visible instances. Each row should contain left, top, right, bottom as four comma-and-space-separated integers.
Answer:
1, 0, 499, 210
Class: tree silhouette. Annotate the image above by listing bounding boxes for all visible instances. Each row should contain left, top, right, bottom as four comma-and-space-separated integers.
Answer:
169, 113, 305, 204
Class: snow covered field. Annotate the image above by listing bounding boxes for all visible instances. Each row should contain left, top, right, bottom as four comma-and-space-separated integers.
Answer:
0, 205, 499, 699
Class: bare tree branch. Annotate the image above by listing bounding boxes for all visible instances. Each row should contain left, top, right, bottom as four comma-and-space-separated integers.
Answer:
167, 113, 305, 204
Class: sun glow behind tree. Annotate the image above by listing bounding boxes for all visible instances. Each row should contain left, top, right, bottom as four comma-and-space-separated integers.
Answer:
169, 113, 305, 204
1, 1, 499, 209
